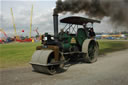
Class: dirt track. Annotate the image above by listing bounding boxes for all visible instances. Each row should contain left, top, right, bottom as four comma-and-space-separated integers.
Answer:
0, 49, 128, 85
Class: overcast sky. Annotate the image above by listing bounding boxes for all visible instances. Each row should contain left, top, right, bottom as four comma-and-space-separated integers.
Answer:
0, 0, 125, 37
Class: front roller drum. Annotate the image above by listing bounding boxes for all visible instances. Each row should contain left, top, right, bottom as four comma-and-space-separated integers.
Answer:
32, 64, 57, 75
30, 50, 66, 75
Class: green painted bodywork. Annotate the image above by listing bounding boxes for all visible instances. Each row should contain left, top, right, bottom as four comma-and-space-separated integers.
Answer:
58, 28, 88, 51
76, 28, 88, 46
58, 32, 71, 51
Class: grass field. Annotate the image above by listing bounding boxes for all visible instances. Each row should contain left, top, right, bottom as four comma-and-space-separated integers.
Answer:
0, 42, 40, 68
99, 40, 128, 55
0, 40, 128, 68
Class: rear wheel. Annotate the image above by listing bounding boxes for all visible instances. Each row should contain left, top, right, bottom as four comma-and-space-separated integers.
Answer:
85, 41, 99, 63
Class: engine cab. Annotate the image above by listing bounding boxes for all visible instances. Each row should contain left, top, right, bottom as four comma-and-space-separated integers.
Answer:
42, 16, 100, 53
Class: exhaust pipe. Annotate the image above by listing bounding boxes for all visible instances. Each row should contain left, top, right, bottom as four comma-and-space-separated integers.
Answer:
53, 13, 58, 38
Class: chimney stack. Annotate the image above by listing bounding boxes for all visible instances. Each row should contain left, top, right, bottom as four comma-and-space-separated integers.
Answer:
53, 13, 58, 38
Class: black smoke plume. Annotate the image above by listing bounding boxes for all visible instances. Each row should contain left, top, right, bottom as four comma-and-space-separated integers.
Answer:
54, 0, 128, 28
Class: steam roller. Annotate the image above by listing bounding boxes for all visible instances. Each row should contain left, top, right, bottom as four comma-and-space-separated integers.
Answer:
30, 14, 100, 75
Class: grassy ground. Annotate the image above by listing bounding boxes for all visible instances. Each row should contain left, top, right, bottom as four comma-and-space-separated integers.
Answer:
0, 42, 40, 68
98, 40, 128, 55
0, 40, 128, 68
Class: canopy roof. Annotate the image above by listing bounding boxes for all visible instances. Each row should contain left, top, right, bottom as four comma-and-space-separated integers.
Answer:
60, 16, 100, 25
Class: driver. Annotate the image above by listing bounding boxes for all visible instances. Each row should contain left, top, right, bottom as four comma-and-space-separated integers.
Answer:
88, 28, 96, 39
58, 29, 65, 41
83, 23, 89, 38
59, 29, 64, 35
